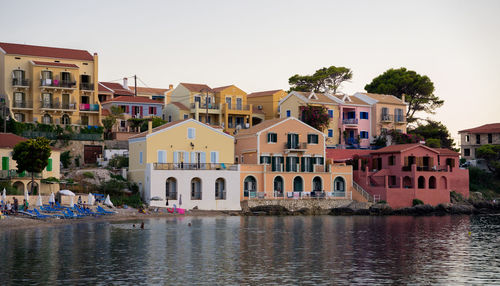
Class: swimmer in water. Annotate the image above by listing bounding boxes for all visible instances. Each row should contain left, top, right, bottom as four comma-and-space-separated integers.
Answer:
188, 223, 192, 227
140, 222, 144, 229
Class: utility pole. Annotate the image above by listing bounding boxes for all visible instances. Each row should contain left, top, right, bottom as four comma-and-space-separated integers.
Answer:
134, 75, 137, 97
205, 89, 209, 124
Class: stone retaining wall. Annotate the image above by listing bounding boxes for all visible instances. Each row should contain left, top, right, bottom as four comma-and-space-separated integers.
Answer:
241, 199, 353, 212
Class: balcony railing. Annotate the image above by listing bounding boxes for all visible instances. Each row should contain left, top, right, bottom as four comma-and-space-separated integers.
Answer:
394, 115, 406, 123
153, 163, 237, 171
41, 102, 60, 109
21, 131, 103, 141
79, 104, 99, 111
342, 118, 358, 125
227, 104, 250, 111
12, 101, 33, 108
284, 142, 307, 150
381, 114, 393, 122
0, 170, 42, 179
402, 165, 448, 172
40, 79, 77, 88
61, 103, 77, 110
227, 123, 249, 129
190, 102, 220, 110
12, 78, 30, 87
79, 83, 94, 90
347, 138, 358, 145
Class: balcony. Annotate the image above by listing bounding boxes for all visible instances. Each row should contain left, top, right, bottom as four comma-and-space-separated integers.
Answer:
190, 102, 220, 110
342, 118, 358, 125
394, 115, 406, 124
12, 78, 30, 87
41, 102, 60, 109
380, 114, 393, 122
153, 163, 238, 171
61, 103, 77, 111
226, 104, 251, 112
227, 123, 249, 129
80, 83, 94, 91
79, 104, 99, 112
40, 79, 77, 89
0, 170, 42, 179
12, 101, 33, 109
284, 142, 307, 152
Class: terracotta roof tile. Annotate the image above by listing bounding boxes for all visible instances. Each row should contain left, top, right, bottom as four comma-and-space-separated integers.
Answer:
252, 106, 265, 114
101, 109, 110, 116
331, 94, 370, 106
129, 86, 170, 95
180, 83, 213, 93
101, 96, 163, 105
0, 42, 94, 61
171, 102, 189, 111
212, 85, 233, 92
247, 89, 283, 98
32, 61, 79, 68
370, 144, 439, 154
294, 91, 338, 105
357, 92, 406, 105
0, 133, 28, 148
435, 148, 460, 156
458, 123, 500, 134
236, 118, 289, 136
326, 149, 372, 161
129, 119, 223, 139
99, 82, 135, 96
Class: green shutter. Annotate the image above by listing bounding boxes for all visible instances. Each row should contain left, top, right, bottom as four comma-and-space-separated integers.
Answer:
2, 157, 9, 171
47, 158, 52, 171
286, 157, 291, 172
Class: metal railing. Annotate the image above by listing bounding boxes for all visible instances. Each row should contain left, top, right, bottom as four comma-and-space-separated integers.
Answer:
0, 170, 42, 179
79, 104, 99, 111
245, 190, 348, 199
12, 78, 30, 87
40, 79, 77, 88
79, 83, 94, 90
353, 181, 374, 202
227, 104, 250, 111
21, 131, 102, 141
41, 102, 60, 109
401, 165, 448, 172
61, 103, 77, 110
381, 114, 393, 122
153, 163, 237, 171
342, 118, 358, 125
394, 115, 406, 123
228, 123, 249, 129
190, 102, 220, 110
284, 142, 307, 150
12, 101, 33, 108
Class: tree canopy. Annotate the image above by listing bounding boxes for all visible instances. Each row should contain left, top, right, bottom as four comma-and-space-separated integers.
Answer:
476, 144, 500, 178
299, 105, 331, 131
289, 66, 352, 94
407, 120, 456, 150
12, 137, 52, 194
364, 67, 443, 123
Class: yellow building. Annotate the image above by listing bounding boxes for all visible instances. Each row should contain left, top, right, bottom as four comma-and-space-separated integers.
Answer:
0, 42, 101, 126
128, 118, 235, 193
164, 83, 265, 135
279, 91, 341, 147
0, 133, 60, 195
246, 89, 287, 120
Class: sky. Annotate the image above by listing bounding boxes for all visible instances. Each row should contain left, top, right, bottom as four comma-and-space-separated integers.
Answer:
1, 0, 499, 143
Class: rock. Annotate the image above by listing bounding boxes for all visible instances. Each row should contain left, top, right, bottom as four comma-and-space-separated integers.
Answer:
249, 205, 291, 215
329, 207, 355, 216
450, 204, 474, 214
413, 204, 435, 215
434, 203, 451, 214
369, 203, 393, 215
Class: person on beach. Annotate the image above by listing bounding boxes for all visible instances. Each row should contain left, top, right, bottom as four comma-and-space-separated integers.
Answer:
23, 199, 29, 211
13, 198, 18, 213
77, 196, 82, 206
6, 201, 12, 214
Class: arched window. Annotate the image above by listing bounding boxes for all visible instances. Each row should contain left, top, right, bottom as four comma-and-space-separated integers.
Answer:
42, 114, 52, 124
244, 176, 257, 198
273, 176, 284, 197
403, 176, 412, 188
27, 181, 39, 195
313, 176, 322, 192
12, 181, 25, 193
62, 114, 71, 125
293, 176, 303, 192
166, 177, 177, 200
334, 177, 345, 194
215, 178, 226, 200
191, 178, 202, 200
429, 176, 436, 189
440, 176, 448, 189
418, 176, 425, 189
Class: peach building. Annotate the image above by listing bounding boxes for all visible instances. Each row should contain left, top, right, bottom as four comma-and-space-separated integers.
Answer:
235, 117, 353, 200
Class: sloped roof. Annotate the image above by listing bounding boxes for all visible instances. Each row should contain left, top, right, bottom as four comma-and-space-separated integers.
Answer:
252, 106, 265, 114
170, 102, 189, 111
357, 92, 406, 105
0, 133, 28, 148
99, 82, 135, 96
32, 61, 79, 68
247, 89, 283, 98
101, 109, 110, 116
129, 86, 170, 95
331, 94, 370, 106
435, 148, 460, 156
101, 96, 163, 105
326, 149, 372, 161
129, 119, 226, 139
293, 91, 338, 105
458, 123, 500, 134
180, 83, 213, 93
0, 42, 94, 61
370, 144, 438, 154
212, 85, 233, 92
236, 118, 289, 136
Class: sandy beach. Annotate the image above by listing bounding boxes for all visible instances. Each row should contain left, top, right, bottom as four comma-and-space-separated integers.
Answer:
0, 208, 238, 230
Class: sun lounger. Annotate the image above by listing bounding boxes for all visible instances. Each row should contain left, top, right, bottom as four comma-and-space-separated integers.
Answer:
64, 209, 84, 218
97, 206, 115, 214
34, 208, 63, 219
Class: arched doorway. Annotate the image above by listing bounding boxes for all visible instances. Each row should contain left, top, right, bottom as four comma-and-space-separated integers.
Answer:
27, 181, 39, 195
166, 177, 177, 200
313, 176, 322, 192
62, 114, 71, 125
191, 178, 202, 200
418, 176, 425, 189
273, 176, 284, 197
215, 178, 226, 200
42, 114, 52, 124
12, 181, 24, 193
293, 176, 303, 192
440, 176, 448, 189
429, 176, 436, 189
334, 177, 345, 194
403, 176, 412, 188
244, 176, 257, 198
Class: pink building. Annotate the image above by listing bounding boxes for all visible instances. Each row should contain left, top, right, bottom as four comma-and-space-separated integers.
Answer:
329, 144, 469, 208
332, 94, 371, 149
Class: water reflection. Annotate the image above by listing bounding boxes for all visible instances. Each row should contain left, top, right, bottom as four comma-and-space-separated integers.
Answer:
0, 215, 499, 285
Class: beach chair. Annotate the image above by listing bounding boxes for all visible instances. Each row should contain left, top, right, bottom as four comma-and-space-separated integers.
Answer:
32, 208, 53, 219
97, 206, 115, 214
221, 163, 227, 169
65, 209, 84, 218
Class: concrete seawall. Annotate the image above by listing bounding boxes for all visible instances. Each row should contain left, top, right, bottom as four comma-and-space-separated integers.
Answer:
241, 199, 353, 212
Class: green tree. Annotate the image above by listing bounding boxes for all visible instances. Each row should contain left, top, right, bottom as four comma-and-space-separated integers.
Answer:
102, 106, 124, 139
127, 118, 145, 132
289, 66, 353, 94
364, 67, 443, 123
12, 137, 52, 194
408, 120, 456, 149
476, 144, 500, 178
139, 117, 167, 132
299, 105, 331, 131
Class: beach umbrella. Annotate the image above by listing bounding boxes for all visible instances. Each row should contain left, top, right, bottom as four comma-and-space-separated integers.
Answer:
69, 196, 74, 208
104, 195, 114, 207
179, 194, 182, 206
59, 189, 75, 196
2, 188, 6, 202
49, 192, 55, 204
87, 193, 93, 206
36, 193, 43, 207
24, 187, 29, 203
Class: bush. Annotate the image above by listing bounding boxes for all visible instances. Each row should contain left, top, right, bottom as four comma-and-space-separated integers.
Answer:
83, 171, 94, 179
110, 173, 126, 181
99, 179, 127, 196
377, 200, 387, 204
468, 167, 500, 199
74, 155, 81, 167
0, 181, 22, 195
61, 151, 72, 169
111, 193, 143, 208
41, 177, 59, 184
425, 138, 441, 148
412, 198, 424, 206
109, 156, 129, 168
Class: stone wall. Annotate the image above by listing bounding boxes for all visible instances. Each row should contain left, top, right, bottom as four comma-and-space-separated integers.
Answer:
55, 140, 105, 168
241, 199, 352, 212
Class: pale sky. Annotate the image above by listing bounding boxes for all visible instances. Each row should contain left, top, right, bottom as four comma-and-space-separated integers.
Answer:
1, 0, 499, 143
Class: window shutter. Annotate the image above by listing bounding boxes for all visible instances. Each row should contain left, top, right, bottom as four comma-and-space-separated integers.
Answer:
404, 156, 408, 166
140, 106, 143, 117
126, 106, 130, 113
267, 133, 271, 142
286, 157, 290, 172
2, 157, 9, 170
47, 158, 52, 171
429, 157, 434, 167
184, 151, 190, 163
173, 152, 178, 163
201, 152, 206, 163
301, 157, 305, 172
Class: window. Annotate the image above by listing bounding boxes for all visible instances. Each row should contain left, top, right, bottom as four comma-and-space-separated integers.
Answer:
168, 115, 172, 122
488, 133, 492, 144
236, 98, 242, 110
149, 106, 156, 115
47, 158, 52, 171
328, 109, 334, 118
42, 114, 52, 124
14, 113, 24, 122
286, 110, 291, 117
215, 178, 226, 200
166, 177, 177, 200
191, 178, 202, 200
157, 150, 167, 163
360, 131, 369, 139
307, 134, 319, 144
225, 97, 232, 109
476, 134, 480, 144
388, 155, 395, 166
360, 112, 369, 119
210, 151, 219, 163
267, 132, 277, 143
287, 133, 299, 149
465, 135, 470, 142
183, 114, 189, 119
328, 129, 333, 138
464, 148, 470, 156
80, 115, 89, 126
260, 156, 271, 164
188, 128, 195, 139
61, 114, 70, 125
139, 152, 143, 164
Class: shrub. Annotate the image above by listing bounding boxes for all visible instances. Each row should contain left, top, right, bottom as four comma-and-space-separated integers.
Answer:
99, 179, 127, 196
109, 156, 129, 168
83, 171, 94, 178
425, 138, 441, 148
110, 173, 126, 181
412, 198, 424, 206
41, 177, 59, 184
377, 200, 387, 204
110, 193, 143, 208
61, 151, 72, 169
74, 155, 81, 167
0, 182, 22, 195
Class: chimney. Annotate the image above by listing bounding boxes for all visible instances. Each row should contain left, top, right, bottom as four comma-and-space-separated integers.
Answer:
402, 94, 406, 103
169, 84, 173, 89
123, 77, 128, 89
148, 120, 153, 134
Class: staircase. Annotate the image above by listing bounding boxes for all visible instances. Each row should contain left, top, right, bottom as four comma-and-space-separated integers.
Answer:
353, 181, 374, 202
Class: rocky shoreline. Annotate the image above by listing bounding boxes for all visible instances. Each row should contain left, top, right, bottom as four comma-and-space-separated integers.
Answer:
245, 201, 500, 216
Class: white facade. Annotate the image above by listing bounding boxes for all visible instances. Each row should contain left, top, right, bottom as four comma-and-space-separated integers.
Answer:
145, 163, 241, 211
